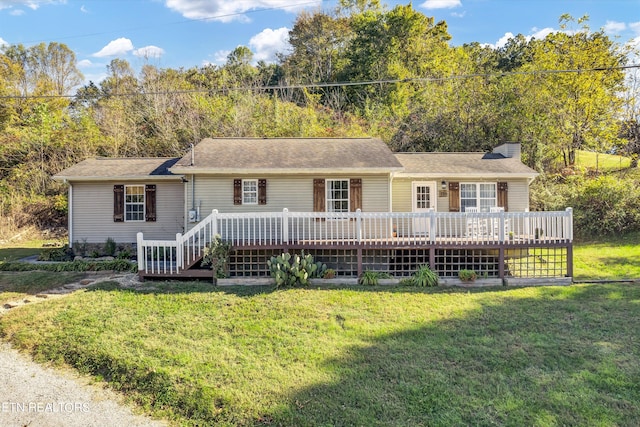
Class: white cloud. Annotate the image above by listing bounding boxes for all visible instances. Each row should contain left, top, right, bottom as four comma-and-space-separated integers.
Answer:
164, 0, 318, 23
451, 11, 465, 18
80, 5, 88, 13
92, 38, 134, 57
494, 32, 515, 49
604, 20, 626, 34
487, 27, 554, 49
0, 0, 64, 11
9, 9, 25, 15
133, 45, 165, 59
630, 21, 640, 36
530, 27, 554, 40
0, 37, 8, 46
77, 59, 93, 68
249, 27, 289, 63
209, 49, 231, 65
420, 0, 461, 10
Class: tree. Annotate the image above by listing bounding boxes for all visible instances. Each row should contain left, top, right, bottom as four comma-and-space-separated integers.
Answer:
521, 15, 627, 167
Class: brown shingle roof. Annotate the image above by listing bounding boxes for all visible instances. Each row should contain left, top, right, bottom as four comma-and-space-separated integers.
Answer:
53, 158, 181, 181
170, 137, 403, 173
394, 152, 538, 178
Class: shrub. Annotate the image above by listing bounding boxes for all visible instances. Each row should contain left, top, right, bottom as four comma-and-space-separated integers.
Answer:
104, 237, 117, 257
411, 265, 439, 287
567, 175, 640, 237
267, 251, 326, 288
458, 269, 477, 282
358, 270, 392, 286
201, 235, 232, 278
38, 244, 74, 262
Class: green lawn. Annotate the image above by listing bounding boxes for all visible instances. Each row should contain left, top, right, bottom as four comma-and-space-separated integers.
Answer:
2, 282, 639, 426
574, 231, 640, 281
574, 150, 632, 172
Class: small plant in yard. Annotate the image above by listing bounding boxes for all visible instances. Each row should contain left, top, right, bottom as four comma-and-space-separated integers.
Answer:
38, 244, 74, 262
358, 270, 392, 286
458, 269, 477, 282
104, 237, 117, 257
323, 268, 336, 279
410, 265, 439, 287
201, 235, 232, 278
267, 251, 327, 287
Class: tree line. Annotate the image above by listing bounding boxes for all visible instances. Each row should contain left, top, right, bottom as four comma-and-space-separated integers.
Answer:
1, 1, 638, 234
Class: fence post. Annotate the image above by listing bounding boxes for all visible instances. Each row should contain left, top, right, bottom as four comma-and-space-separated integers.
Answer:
136, 232, 144, 274
429, 210, 436, 244
282, 208, 289, 244
499, 211, 505, 242
175, 233, 183, 272
356, 209, 362, 242
565, 207, 573, 242
211, 209, 218, 238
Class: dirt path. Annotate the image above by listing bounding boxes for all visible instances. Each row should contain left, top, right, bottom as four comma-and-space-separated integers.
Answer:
1, 273, 168, 427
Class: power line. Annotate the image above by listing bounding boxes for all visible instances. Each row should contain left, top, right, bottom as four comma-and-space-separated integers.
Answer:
1, 64, 638, 100
14, 0, 328, 45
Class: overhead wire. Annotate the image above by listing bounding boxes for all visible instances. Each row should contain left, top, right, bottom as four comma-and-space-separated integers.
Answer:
0, 64, 638, 100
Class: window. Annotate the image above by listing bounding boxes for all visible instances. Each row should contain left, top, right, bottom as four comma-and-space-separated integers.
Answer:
460, 183, 496, 212
326, 179, 349, 212
125, 185, 145, 221
234, 179, 267, 205
242, 179, 258, 205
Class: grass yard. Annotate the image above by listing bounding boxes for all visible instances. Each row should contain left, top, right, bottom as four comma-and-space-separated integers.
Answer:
2, 281, 640, 426
0, 271, 87, 305
574, 150, 632, 172
574, 231, 640, 281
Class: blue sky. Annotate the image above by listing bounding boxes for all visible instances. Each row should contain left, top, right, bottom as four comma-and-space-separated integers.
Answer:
1, 0, 639, 85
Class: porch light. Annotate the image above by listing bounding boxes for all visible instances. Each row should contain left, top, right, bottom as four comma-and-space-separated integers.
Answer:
441, 180, 447, 190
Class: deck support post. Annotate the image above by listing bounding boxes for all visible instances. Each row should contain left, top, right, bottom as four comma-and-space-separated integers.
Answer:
429, 247, 435, 271
498, 247, 505, 279
357, 247, 363, 277
566, 242, 573, 279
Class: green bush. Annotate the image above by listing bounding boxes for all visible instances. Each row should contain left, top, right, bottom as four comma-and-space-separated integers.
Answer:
358, 270, 392, 286
458, 269, 477, 282
568, 175, 640, 237
201, 235, 232, 278
410, 265, 439, 287
0, 259, 137, 273
38, 244, 74, 261
104, 237, 117, 257
267, 252, 326, 288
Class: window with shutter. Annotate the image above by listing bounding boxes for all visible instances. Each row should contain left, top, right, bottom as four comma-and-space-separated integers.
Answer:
258, 179, 267, 205
233, 179, 242, 205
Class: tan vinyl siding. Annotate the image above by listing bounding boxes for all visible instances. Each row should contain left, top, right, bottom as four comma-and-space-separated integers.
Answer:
187, 174, 390, 230
392, 177, 531, 213
71, 181, 184, 244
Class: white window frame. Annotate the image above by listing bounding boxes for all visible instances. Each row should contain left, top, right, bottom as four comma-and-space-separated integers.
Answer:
460, 183, 497, 213
242, 179, 258, 205
326, 179, 350, 213
125, 185, 145, 222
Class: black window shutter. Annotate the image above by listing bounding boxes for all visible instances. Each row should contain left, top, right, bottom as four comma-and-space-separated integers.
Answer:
258, 179, 267, 205
145, 184, 157, 222
233, 179, 242, 205
113, 185, 124, 222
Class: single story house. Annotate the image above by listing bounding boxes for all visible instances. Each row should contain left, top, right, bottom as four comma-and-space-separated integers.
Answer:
53, 138, 572, 279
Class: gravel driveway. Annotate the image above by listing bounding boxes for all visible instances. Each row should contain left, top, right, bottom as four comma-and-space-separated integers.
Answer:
1, 273, 168, 427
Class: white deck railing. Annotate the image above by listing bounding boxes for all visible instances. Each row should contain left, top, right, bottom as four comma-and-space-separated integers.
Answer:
137, 208, 573, 275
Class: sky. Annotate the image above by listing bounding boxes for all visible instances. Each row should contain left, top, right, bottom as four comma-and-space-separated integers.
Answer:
0, 0, 639, 85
